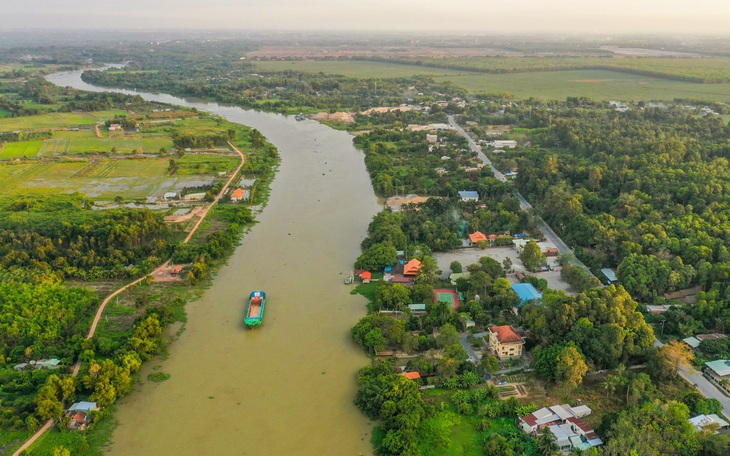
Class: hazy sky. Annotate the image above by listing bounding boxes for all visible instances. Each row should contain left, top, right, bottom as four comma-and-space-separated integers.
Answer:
5, 0, 730, 35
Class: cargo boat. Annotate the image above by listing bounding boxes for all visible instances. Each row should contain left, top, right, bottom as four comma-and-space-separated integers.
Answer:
245, 290, 266, 328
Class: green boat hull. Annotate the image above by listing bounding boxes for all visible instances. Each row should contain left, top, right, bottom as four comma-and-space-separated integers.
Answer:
245, 290, 265, 328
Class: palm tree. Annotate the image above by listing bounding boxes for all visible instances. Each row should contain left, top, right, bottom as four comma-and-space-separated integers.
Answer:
602, 374, 619, 396
537, 430, 560, 456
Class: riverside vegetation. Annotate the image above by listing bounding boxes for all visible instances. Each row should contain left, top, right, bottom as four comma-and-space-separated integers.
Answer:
0, 63, 279, 455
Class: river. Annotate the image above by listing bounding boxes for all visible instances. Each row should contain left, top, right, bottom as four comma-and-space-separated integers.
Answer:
47, 69, 379, 455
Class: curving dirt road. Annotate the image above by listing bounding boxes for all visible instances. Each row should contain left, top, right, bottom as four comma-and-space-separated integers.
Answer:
12, 142, 245, 456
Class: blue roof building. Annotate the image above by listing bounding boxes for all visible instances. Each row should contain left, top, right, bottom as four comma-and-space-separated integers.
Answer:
512, 283, 543, 306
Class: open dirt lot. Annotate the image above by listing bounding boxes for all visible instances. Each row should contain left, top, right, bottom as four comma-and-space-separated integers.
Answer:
432, 246, 575, 294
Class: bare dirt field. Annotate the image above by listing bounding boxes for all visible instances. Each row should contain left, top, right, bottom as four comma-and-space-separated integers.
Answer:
432, 246, 576, 294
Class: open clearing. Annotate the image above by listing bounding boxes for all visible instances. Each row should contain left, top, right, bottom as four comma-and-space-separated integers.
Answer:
1, 130, 175, 158
0, 157, 221, 199
255, 60, 730, 101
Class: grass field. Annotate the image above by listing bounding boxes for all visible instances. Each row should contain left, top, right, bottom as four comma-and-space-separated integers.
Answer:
256, 60, 730, 102
0, 140, 43, 158
0, 110, 126, 130
0, 107, 11, 118
176, 153, 239, 175
254, 60, 470, 78
2, 130, 175, 158
435, 69, 730, 102
0, 158, 220, 199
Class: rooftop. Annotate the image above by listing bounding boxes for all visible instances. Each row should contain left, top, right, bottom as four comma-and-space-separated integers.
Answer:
706, 360, 730, 377
400, 371, 422, 380
490, 325, 523, 344
511, 283, 543, 305
468, 231, 487, 244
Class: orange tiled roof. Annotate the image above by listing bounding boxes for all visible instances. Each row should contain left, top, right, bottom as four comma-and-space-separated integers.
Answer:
400, 371, 421, 380
469, 231, 487, 243
403, 259, 422, 275
490, 325, 523, 344
360, 271, 372, 279
231, 188, 244, 199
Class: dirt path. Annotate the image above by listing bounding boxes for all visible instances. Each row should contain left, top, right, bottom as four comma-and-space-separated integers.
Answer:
183, 141, 245, 243
12, 142, 245, 456
95, 123, 103, 138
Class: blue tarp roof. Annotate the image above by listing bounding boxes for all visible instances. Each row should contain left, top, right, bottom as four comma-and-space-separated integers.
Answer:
512, 283, 543, 305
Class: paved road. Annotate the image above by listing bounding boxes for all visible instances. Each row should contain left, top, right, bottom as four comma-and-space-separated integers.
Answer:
654, 338, 730, 419
448, 115, 592, 272
460, 331, 489, 363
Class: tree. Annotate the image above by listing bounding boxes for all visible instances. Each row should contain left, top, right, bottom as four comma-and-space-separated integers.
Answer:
375, 283, 411, 311
450, 261, 462, 273
537, 430, 560, 456
556, 345, 589, 389
436, 324, 459, 348
652, 340, 695, 380
480, 355, 499, 375
520, 240, 546, 272
602, 374, 619, 396
483, 433, 515, 456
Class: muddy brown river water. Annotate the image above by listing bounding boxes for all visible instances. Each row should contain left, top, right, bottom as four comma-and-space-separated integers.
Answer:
47, 69, 380, 455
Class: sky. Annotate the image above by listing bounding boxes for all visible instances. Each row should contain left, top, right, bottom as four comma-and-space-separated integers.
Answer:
5, 0, 730, 35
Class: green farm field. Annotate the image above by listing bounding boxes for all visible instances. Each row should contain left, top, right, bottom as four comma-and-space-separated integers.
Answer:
0, 140, 43, 159
176, 153, 239, 175
0, 110, 126, 130
435, 69, 730, 102
0, 157, 227, 199
254, 60, 470, 78
256, 60, 730, 102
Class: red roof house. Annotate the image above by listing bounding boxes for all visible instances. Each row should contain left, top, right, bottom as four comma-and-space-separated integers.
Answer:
360, 271, 372, 283
230, 188, 244, 202
468, 231, 488, 245
400, 371, 422, 380
403, 259, 422, 276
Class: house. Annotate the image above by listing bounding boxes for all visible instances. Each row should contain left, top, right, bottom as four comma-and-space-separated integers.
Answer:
13, 363, 28, 371
108, 124, 122, 132
67, 402, 99, 430
511, 283, 542, 306
705, 360, 730, 382
230, 188, 244, 202
170, 265, 184, 276
403, 259, 421, 276
31, 359, 61, 370
408, 303, 426, 314
689, 414, 730, 432
600, 268, 618, 285
684, 333, 727, 350
426, 134, 438, 143
163, 192, 177, 200
468, 231, 487, 246
489, 325, 524, 359
400, 371, 422, 380
449, 272, 471, 286
359, 271, 372, 284
458, 191, 479, 202
488, 140, 517, 149
519, 404, 594, 435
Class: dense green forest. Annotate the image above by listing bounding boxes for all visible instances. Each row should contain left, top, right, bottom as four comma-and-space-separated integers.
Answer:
473, 101, 730, 336
0, 194, 173, 280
